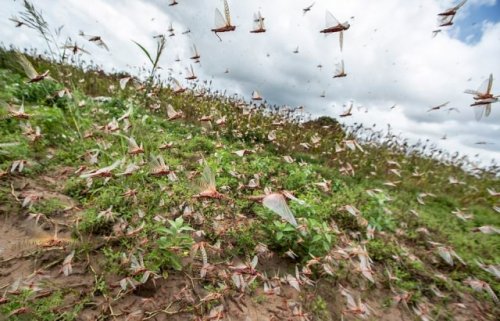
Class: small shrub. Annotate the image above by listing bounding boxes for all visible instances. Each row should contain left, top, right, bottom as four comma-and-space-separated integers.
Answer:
147, 217, 194, 271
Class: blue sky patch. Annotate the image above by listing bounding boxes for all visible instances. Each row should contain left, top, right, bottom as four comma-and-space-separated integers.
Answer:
455, 0, 500, 44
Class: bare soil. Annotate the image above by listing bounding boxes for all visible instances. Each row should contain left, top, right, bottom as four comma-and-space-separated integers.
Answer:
0, 174, 494, 320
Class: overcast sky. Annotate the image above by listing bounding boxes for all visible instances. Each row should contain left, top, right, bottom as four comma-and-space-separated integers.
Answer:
2, 0, 499, 165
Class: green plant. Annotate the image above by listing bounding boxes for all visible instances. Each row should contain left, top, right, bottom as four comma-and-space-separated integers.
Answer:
0, 289, 66, 321
284, 166, 313, 190
76, 208, 109, 235
17, 0, 59, 60
93, 274, 108, 296
253, 294, 267, 304
13, 80, 61, 104
229, 223, 260, 255
185, 136, 215, 153
269, 220, 298, 251
308, 295, 330, 321
363, 192, 397, 232
132, 36, 166, 98
102, 247, 124, 274
31, 197, 65, 215
366, 239, 399, 262
148, 217, 194, 271
301, 218, 335, 256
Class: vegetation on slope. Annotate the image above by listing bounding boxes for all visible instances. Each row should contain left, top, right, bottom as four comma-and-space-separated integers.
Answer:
0, 40, 498, 321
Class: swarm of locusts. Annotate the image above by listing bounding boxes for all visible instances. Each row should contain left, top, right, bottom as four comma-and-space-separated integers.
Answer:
1, 0, 498, 320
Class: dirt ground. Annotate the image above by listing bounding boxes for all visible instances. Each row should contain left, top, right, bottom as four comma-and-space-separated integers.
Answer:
0, 173, 496, 321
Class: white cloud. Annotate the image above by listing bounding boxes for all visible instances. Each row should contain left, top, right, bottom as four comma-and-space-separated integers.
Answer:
1, 0, 499, 164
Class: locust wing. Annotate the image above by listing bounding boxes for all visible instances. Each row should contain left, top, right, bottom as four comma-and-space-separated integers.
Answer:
334, 60, 345, 76
262, 193, 298, 226
254, 11, 264, 29
119, 77, 131, 90
437, 247, 454, 266
339, 60, 345, 74
477, 78, 490, 96
201, 163, 216, 192
167, 104, 178, 118
95, 39, 109, 51
325, 10, 340, 28
187, 65, 196, 78
224, 0, 232, 26
15, 52, 38, 79
464, 88, 482, 96
252, 90, 262, 100
451, 0, 467, 11
486, 73, 493, 95
192, 45, 199, 57
346, 101, 353, 114
125, 136, 140, 153
466, 74, 493, 99
150, 154, 166, 168
474, 105, 486, 121
214, 8, 226, 28
485, 104, 491, 117
172, 78, 184, 91
252, 13, 260, 30
438, 15, 454, 26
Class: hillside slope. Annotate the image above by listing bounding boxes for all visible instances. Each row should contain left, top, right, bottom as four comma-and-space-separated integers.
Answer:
0, 50, 499, 320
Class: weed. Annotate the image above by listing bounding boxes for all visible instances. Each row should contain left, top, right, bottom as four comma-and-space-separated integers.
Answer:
31, 197, 66, 215
229, 223, 260, 256
147, 217, 194, 271
308, 295, 330, 321
366, 239, 399, 262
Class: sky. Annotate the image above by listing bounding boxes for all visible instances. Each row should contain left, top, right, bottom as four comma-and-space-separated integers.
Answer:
454, 0, 500, 43
1, 0, 499, 166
